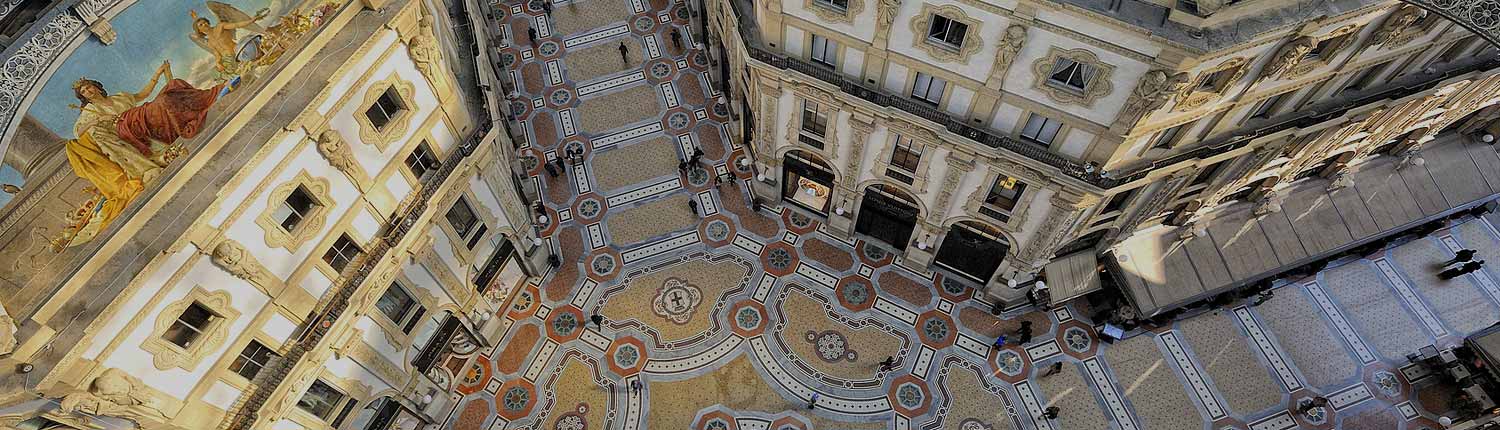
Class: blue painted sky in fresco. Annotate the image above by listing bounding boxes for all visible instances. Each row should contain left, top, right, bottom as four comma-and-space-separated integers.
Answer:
31, 0, 286, 137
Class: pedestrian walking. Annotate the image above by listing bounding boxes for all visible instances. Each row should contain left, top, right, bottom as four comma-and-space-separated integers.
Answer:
541, 0, 553, 17
630, 380, 642, 394
553, 154, 566, 172
1251, 289, 1274, 306
669, 28, 683, 51
527, 26, 538, 45
688, 200, 698, 215
590, 313, 604, 329
1042, 362, 1063, 377
1441, 249, 1478, 267
1042, 406, 1059, 420
808, 393, 819, 410
618, 42, 630, 66
879, 356, 895, 371
543, 161, 559, 178
1016, 321, 1033, 345
691, 146, 704, 163
678, 161, 690, 173
992, 335, 1007, 350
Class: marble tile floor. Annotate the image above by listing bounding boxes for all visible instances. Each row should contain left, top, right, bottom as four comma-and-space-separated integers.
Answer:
447, 0, 1498, 428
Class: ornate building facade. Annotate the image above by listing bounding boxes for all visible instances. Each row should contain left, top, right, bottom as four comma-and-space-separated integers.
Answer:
704, 0, 1500, 309
0, 0, 542, 428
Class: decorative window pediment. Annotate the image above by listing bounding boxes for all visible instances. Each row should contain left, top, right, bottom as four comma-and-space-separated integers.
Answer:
1031, 47, 1114, 107
909, 4, 982, 64
255, 170, 335, 251
804, 0, 864, 24
1176, 57, 1247, 111
355, 76, 417, 152
143, 287, 241, 371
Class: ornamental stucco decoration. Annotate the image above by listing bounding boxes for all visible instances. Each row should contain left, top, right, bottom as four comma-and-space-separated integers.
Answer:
1030, 46, 1115, 107
909, 3, 983, 64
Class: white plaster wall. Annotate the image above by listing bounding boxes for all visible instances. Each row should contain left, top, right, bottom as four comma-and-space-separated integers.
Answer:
209, 130, 308, 226
774, 90, 797, 149
326, 355, 396, 394
886, 0, 1010, 80
1010, 186, 1055, 252
429, 224, 472, 286
221, 144, 360, 281
357, 315, 408, 368
263, 312, 298, 345
782, 2, 877, 43
1003, 27, 1149, 126
784, 26, 807, 58
884, 63, 909, 96
351, 206, 381, 243
918, 147, 951, 210
843, 46, 865, 80
468, 174, 514, 232
318, 30, 399, 115
403, 254, 457, 305
946, 167, 985, 221
273, 418, 309, 430
301, 269, 334, 300
386, 173, 415, 209
100, 260, 272, 400
990, 102, 1024, 133
203, 381, 242, 411
859, 127, 891, 184
327, 44, 443, 180
82, 247, 197, 360
1036, 11, 1161, 58
1058, 129, 1093, 159
946, 85, 974, 117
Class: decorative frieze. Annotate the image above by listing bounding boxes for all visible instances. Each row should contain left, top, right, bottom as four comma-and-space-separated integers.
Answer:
1113, 70, 1190, 129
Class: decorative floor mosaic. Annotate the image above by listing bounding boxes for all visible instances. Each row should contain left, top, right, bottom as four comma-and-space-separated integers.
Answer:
450, 1, 1500, 428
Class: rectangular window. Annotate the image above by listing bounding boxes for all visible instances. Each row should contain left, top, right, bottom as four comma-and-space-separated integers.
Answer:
1342, 62, 1389, 93
1019, 113, 1062, 146
889, 135, 922, 173
800, 100, 828, 138
1149, 123, 1187, 150
1249, 92, 1286, 120
1102, 189, 1136, 214
273, 186, 317, 231
911, 72, 946, 105
446, 197, 479, 238
229, 340, 278, 380
810, 34, 837, 68
984, 176, 1027, 212
405, 141, 440, 179
813, 0, 848, 11
926, 15, 967, 48
322, 234, 364, 271
1047, 58, 1094, 92
1190, 160, 1224, 186
296, 380, 347, 421
162, 302, 216, 348
466, 224, 488, 250
376, 282, 425, 333
365, 88, 405, 130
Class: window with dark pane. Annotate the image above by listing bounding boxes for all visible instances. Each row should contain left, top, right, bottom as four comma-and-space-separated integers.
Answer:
365, 87, 405, 130
984, 177, 1027, 212
274, 186, 317, 231
162, 302, 216, 348
229, 340, 278, 380
322, 234, 364, 271
405, 141, 440, 178
1047, 58, 1094, 92
926, 15, 967, 48
376, 283, 418, 327
446, 197, 479, 238
296, 380, 346, 421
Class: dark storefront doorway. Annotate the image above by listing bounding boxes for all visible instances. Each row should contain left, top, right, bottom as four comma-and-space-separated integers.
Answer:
782, 150, 836, 214
855, 184, 919, 251
935, 221, 1010, 283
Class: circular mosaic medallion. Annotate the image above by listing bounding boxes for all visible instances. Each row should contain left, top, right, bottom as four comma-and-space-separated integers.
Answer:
995, 350, 1024, 376
650, 62, 673, 79
511, 290, 535, 311
510, 100, 529, 114
1298, 398, 1329, 424
959, 419, 994, 430
668, 111, 692, 129
578, 199, 602, 218
538, 41, 560, 56
713, 102, 730, 117
527, 0, 544, 10
550, 89, 573, 105
766, 248, 794, 270
675, 6, 691, 20
614, 344, 641, 368
633, 16, 655, 32
552, 312, 580, 337
941, 277, 968, 296
733, 156, 752, 172
652, 278, 704, 325
564, 141, 586, 155
1373, 370, 1400, 397
502, 52, 517, 67
502, 386, 530, 412
895, 383, 924, 409
735, 307, 761, 330
555, 412, 586, 430
692, 52, 709, 67
862, 244, 889, 261
706, 220, 731, 241
705, 418, 731, 430
806, 330, 857, 362
788, 212, 813, 228
520, 155, 540, 172
1063, 327, 1091, 353
591, 254, 616, 275
841, 280, 871, 305
921, 318, 951, 343
687, 166, 710, 186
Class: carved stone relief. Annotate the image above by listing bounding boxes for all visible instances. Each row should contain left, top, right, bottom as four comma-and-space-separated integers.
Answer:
909, 4, 983, 64
1260, 37, 1315, 82
1371, 5, 1428, 47
985, 24, 1027, 89
317, 129, 364, 183
58, 368, 170, 428
1176, 57, 1246, 111
254, 171, 335, 251
1114, 69, 1190, 128
209, 239, 279, 289
1031, 47, 1115, 107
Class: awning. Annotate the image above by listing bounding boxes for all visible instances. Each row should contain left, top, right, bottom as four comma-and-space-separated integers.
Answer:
1044, 250, 1102, 305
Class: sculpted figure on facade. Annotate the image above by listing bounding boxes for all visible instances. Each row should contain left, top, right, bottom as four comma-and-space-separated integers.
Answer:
408, 14, 442, 81
986, 25, 1027, 87
1114, 70, 1189, 128
1260, 37, 1314, 81
210, 239, 276, 287
1371, 6, 1426, 47
877, 0, 900, 31
59, 368, 169, 427
316, 129, 358, 176
0, 305, 15, 356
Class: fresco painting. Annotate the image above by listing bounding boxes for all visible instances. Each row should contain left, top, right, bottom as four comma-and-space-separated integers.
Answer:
0, 0, 342, 250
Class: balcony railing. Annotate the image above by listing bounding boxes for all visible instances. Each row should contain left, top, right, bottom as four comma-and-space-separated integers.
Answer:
719, 0, 1500, 190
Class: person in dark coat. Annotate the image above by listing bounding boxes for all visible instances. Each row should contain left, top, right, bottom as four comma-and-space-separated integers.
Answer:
1441, 249, 1478, 267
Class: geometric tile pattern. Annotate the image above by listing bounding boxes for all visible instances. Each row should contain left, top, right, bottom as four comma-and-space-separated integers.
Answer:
443, 0, 1500, 429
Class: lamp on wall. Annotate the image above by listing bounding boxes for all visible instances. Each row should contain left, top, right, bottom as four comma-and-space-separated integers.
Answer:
835, 206, 845, 216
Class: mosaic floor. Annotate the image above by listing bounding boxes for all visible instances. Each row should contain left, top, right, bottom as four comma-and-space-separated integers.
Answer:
447, 1, 1500, 428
